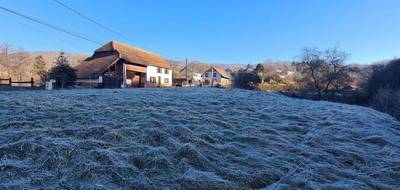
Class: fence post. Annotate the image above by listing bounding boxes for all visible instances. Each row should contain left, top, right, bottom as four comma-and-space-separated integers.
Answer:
9, 78, 11, 86
31, 78, 34, 87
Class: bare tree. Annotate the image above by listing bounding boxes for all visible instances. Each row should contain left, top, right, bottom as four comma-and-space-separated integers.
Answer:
293, 47, 352, 99
0, 43, 31, 80
0, 43, 13, 77
293, 47, 326, 97
322, 47, 350, 97
12, 47, 31, 81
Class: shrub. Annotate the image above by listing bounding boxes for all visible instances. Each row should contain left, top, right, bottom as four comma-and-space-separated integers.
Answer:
232, 72, 262, 90
370, 88, 400, 119
366, 59, 400, 97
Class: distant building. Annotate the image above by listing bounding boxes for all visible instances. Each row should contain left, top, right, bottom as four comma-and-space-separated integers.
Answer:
179, 65, 203, 85
201, 66, 231, 87
192, 73, 202, 82
75, 41, 172, 88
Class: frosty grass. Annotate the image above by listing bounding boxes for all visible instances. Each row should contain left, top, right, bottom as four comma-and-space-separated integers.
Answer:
0, 88, 399, 189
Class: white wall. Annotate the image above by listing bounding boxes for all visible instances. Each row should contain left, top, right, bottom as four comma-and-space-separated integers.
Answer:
146, 66, 172, 86
192, 73, 202, 82
202, 71, 222, 82
202, 71, 231, 87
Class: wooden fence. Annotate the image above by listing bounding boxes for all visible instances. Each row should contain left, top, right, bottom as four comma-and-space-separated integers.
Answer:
0, 78, 34, 87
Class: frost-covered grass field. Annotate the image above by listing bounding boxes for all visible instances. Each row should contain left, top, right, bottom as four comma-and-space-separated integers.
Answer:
0, 88, 399, 189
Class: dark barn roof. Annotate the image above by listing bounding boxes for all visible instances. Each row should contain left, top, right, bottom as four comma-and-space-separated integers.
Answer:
75, 53, 119, 79
76, 41, 170, 79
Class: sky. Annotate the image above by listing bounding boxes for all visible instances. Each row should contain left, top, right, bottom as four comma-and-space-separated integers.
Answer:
0, 0, 399, 64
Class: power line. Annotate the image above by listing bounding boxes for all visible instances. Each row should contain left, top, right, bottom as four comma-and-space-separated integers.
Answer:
51, 0, 166, 56
0, 12, 92, 52
52, 0, 130, 40
51, 0, 163, 55
0, 6, 103, 45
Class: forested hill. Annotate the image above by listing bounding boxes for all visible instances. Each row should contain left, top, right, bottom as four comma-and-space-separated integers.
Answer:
29, 51, 88, 67
0, 51, 87, 80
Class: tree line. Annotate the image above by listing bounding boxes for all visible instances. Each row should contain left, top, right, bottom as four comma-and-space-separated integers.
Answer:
231, 46, 400, 119
366, 59, 400, 119
0, 43, 76, 88
0, 43, 31, 81
293, 47, 400, 119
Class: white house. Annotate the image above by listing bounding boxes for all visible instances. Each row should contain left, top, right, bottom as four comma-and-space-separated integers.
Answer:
145, 65, 172, 87
201, 66, 231, 87
179, 65, 204, 85
192, 72, 202, 82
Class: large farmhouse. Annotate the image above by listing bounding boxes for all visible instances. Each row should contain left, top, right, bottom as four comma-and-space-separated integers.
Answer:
76, 41, 172, 88
202, 66, 231, 87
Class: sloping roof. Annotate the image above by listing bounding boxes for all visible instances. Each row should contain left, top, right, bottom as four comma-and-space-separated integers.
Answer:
202, 66, 230, 79
75, 41, 171, 79
179, 64, 206, 73
95, 41, 170, 69
75, 53, 119, 79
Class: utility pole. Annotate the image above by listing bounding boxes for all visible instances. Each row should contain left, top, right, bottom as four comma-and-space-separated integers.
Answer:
122, 63, 126, 88
1, 44, 11, 77
185, 58, 188, 82
211, 64, 215, 87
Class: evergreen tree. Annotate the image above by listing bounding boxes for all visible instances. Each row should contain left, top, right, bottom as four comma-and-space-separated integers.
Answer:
254, 63, 265, 83
54, 51, 69, 65
32, 55, 47, 84
48, 52, 76, 88
245, 64, 254, 72
255, 63, 265, 73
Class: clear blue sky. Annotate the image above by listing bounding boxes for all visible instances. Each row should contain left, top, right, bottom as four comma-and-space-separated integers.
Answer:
0, 0, 399, 64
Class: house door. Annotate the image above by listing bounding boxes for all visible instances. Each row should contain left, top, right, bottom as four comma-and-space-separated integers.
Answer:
157, 76, 161, 86
131, 74, 140, 87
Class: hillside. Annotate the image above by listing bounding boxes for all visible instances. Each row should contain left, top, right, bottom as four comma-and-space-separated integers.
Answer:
0, 51, 87, 80
30, 51, 88, 67
0, 88, 399, 189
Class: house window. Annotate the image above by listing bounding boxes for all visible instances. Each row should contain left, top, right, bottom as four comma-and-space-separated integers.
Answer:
150, 77, 156, 83
157, 67, 161, 73
164, 78, 169, 83
213, 73, 217, 77
164, 69, 168, 74
205, 73, 208, 77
